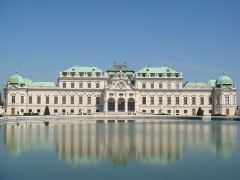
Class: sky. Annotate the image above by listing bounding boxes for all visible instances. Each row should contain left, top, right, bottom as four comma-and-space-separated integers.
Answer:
0, 0, 239, 104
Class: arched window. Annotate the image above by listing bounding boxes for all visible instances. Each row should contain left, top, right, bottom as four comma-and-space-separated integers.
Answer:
108, 98, 115, 111
128, 98, 135, 111
118, 98, 125, 112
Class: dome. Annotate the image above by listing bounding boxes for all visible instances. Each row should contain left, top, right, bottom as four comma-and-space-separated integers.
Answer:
8, 72, 25, 85
215, 73, 233, 85
207, 77, 216, 87
24, 76, 33, 86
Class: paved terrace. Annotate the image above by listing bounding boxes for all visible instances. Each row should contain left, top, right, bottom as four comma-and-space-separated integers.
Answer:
1, 114, 240, 125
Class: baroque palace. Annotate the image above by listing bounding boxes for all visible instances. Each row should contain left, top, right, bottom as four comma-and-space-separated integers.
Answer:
4, 63, 237, 116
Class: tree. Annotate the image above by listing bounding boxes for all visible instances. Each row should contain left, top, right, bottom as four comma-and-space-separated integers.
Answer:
196, 107, 204, 116
44, 106, 50, 115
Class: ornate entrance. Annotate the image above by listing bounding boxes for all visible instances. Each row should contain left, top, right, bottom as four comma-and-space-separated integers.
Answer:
128, 98, 135, 112
118, 98, 125, 112
108, 98, 115, 112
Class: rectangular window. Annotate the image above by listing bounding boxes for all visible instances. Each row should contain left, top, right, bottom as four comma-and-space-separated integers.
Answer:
176, 83, 179, 89
63, 83, 66, 88
54, 96, 58, 104
159, 83, 162, 89
225, 97, 229, 105
79, 97, 82, 104
62, 109, 66, 114
54, 109, 58, 113
96, 83, 99, 88
79, 82, 83, 88
159, 97, 162, 105
142, 110, 146, 113
167, 97, 171, 105
167, 83, 171, 89
151, 110, 154, 114
21, 109, 24, 113
209, 97, 212, 105
37, 96, 41, 104
96, 97, 100, 105
29, 96, 32, 104
209, 110, 212, 114
46, 96, 49, 104
88, 82, 91, 88
184, 97, 187, 105
151, 97, 154, 105
62, 96, 66, 104
151, 83, 154, 89
200, 97, 204, 105
216, 97, 220, 105
71, 83, 74, 88
71, 109, 74, 114
142, 97, 146, 105
167, 110, 171, 114
176, 110, 179, 114
184, 110, 187, 114
29, 109, 32, 113
21, 96, 24, 104
176, 97, 179, 105
12, 96, 15, 103
142, 83, 146, 89
87, 97, 91, 104
192, 97, 196, 105
37, 109, 40, 113
71, 97, 74, 104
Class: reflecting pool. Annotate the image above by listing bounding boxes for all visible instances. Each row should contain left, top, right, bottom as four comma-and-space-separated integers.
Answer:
1, 120, 240, 180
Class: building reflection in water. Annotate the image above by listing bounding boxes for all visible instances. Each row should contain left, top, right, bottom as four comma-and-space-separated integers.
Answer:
3, 121, 237, 166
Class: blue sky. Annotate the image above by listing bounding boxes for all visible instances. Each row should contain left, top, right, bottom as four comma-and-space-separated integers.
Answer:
0, 0, 239, 104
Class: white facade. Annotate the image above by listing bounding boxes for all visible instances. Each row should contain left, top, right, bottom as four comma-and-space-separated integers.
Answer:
4, 64, 237, 116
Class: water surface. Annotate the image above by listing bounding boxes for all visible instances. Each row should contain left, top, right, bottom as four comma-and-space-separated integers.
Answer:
0, 120, 240, 180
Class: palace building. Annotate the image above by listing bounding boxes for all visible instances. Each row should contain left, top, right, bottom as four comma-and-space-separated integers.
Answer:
4, 63, 237, 116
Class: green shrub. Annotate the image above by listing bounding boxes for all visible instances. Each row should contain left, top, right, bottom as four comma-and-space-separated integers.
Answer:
44, 106, 50, 115
0, 114, 2, 117
197, 107, 204, 116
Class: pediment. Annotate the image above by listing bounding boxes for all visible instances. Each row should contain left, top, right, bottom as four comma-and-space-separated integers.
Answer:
108, 80, 135, 90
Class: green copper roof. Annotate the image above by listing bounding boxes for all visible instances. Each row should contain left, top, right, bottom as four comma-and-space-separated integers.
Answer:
24, 77, 34, 86
8, 72, 25, 84
216, 74, 233, 85
138, 67, 178, 74
63, 66, 103, 73
183, 82, 208, 88
33, 82, 56, 87
207, 77, 216, 87
107, 64, 134, 73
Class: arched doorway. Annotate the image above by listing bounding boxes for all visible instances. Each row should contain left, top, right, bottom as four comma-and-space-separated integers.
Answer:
108, 98, 115, 112
128, 98, 135, 112
118, 98, 125, 112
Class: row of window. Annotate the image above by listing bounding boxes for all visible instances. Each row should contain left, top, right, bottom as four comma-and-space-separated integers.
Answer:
24, 108, 92, 114
11, 96, 100, 105
142, 96, 213, 105
141, 83, 179, 89
10, 95, 235, 106
142, 109, 212, 114
62, 82, 100, 89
